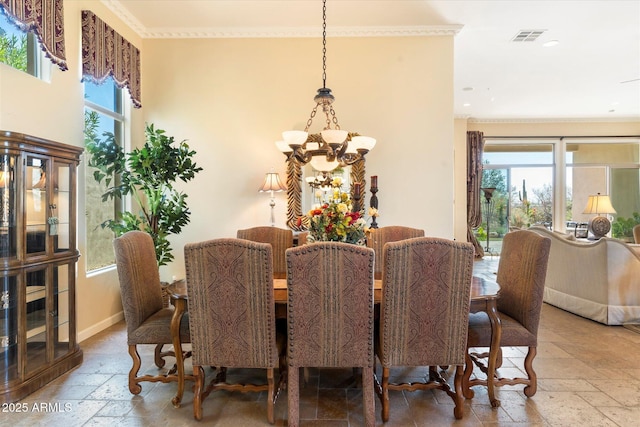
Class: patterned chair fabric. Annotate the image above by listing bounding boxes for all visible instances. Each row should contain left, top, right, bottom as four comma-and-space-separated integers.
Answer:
463, 229, 551, 399
113, 230, 190, 395
366, 225, 425, 279
286, 242, 376, 427
375, 237, 474, 421
237, 226, 294, 279
184, 238, 285, 422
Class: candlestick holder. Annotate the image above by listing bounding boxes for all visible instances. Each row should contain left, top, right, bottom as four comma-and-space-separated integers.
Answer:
370, 176, 379, 229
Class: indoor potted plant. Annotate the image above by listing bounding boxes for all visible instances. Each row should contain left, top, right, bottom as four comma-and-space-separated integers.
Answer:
85, 120, 203, 266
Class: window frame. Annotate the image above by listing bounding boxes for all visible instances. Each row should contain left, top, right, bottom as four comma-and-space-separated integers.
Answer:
83, 80, 127, 273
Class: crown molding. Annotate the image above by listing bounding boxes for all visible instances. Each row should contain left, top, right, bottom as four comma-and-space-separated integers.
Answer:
100, 1, 461, 39
464, 117, 640, 124
101, 0, 147, 35
139, 25, 463, 39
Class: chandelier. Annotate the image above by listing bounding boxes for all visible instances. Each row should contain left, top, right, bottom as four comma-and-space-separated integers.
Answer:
275, 0, 376, 172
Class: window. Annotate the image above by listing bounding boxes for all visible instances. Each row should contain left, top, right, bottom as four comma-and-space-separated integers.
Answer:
480, 142, 554, 254
84, 79, 124, 272
0, 11, 47, 78
480, 137, 640, 251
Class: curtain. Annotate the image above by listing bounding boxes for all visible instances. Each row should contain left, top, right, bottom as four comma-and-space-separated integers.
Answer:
467, 131, 485, 258
0, 0, 67, 71
81, 10, 141, 108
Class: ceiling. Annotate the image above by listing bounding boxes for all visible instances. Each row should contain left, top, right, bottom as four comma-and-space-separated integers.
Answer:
104, 0, 640, 122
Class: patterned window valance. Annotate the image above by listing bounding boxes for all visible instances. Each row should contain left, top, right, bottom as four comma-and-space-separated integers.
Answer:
81, 10, 141, 108
0, 0, 67, 71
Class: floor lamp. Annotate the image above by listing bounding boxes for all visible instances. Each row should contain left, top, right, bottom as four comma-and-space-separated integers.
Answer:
259, 171, 286, 226
481, 187, 496, 253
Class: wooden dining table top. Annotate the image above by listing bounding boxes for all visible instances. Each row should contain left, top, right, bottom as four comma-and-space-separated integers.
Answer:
169, 275, 499, 305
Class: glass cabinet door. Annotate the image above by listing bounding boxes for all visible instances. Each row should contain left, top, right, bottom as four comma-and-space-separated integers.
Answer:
51, 161, 72, 253
0, 154, 17, 260
25, 156, 48, 255
53, 263, 71, 359
1, 274, 18, 384
25, 267, 47, 374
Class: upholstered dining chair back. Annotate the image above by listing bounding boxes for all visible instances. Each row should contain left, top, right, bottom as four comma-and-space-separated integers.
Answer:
367, 225, 425, 279
463, 229, 551, 401
634, 224, 640, 244
496, 229, 552, 337
113, 230, 190, 395
376, 237, 474, 421
184, 238, 284, 422
237, 226, 293, 279
114, 230, 164, 337
286, 242, 376, 427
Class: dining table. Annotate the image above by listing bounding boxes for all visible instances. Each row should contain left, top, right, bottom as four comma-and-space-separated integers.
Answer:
167, 275, 502, 408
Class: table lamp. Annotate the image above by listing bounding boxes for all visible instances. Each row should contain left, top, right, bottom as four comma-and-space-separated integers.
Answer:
583, 193, 616, 239
259, 171, 286, 226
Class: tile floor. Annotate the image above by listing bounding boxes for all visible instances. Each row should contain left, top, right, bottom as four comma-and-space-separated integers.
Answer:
5, 258, 640, 426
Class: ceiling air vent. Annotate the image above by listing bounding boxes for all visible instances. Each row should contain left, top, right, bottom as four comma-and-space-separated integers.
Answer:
512, 30, 546, 42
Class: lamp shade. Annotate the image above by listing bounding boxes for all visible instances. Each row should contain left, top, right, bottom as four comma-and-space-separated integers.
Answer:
275, 140, 292, 153
309, 155, 339, 172
282, 130, 308, 146
258, 172, 286, 193
583, 193, 616, 215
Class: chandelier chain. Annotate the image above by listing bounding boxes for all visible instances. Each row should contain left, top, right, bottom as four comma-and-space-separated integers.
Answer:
322, 0, 327, 88
305, 105, 319, 132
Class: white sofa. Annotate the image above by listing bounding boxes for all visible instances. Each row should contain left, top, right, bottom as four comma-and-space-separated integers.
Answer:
529, 226, 640, 325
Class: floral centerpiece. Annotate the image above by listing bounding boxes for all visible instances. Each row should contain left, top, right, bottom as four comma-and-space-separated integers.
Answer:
301, 177, 367, 245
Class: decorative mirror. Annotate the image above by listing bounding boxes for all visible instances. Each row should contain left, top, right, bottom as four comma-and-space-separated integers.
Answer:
282, 154, 369, 231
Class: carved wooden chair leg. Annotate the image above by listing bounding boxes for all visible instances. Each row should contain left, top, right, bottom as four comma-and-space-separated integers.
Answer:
128, 345, 143, 394
462, 352, 475, 399
523, 347, 537, 397
267, 368, 275, 424
192, 365, 205, 420
453, 365, 465, 420
154, 344, 166, 368
381, 367, 390, 422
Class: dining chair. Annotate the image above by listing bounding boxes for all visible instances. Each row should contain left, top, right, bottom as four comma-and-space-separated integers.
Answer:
633, 224, 640, 244
237, 226, 294, 278
463, 229, 551, 400
113, 230, 191, 394
366, 225, 425, 279
286, 242, 376, 427
184, 238, 286, 422
375, 237, 474, 421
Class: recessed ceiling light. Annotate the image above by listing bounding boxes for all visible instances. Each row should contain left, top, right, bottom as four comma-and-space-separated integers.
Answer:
463, 103, 471, 107
609, 109, 616, 113
463, 87, 474, 91
543, 40, 559, 47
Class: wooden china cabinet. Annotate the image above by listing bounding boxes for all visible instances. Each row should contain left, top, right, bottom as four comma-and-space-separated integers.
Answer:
0, 131, 83, 403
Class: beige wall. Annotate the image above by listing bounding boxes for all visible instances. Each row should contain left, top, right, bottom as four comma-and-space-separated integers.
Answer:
142, 35, 456, 281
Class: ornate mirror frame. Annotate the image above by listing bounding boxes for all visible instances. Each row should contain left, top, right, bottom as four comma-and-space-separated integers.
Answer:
283, 156, 368, 231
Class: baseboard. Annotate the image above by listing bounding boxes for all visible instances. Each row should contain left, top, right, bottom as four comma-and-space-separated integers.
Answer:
78, 311, 124, 343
